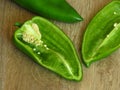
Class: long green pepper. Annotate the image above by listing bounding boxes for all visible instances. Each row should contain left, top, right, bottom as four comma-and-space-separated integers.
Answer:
13, 16, 82, 81
13, 0, 83, 23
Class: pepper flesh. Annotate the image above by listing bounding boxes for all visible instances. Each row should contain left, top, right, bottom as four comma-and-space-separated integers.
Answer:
13, 16, 82, 81
82, 1, 120, 67
13, 0, 83, 23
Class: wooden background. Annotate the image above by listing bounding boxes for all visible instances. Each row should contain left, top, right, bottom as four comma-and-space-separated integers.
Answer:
0, 0, 120, 90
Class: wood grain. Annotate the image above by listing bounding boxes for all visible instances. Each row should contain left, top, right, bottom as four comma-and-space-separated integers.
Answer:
1, 0, 120, 90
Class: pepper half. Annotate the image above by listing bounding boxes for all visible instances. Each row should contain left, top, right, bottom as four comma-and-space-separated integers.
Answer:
13, 16, 82, 81
82, 1, 120, 67
13, 0, 83, 23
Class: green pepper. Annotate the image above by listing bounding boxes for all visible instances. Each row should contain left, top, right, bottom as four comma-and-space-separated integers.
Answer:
13, 16, 82, 81
13, 0, 83, 23
82, 1, 120, 67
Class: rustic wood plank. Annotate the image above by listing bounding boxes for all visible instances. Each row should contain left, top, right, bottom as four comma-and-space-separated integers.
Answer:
0, 0, 6, 89
1, 0, 120, 90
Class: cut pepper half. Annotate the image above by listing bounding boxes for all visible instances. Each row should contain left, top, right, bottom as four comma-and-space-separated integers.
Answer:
82, 1, 120, 67
13, 16, 82, 81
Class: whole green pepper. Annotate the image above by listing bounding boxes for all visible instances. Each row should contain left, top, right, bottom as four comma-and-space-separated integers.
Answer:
82, 1, 120, 67
13, 0, 83, 23
13, 16, 82, 81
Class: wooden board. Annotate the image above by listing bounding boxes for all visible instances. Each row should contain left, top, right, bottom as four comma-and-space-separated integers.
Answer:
1, 0, 120, 90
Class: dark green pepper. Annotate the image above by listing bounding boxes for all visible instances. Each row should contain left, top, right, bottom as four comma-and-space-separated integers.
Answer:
82, 1, 120, 67
13, 0, 83, 23
13, 16, 82, 81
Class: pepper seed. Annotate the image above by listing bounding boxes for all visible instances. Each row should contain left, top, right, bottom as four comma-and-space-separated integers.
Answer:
114, 12, 117, 15
33, 48, 36, 51
37, 52, 41, 54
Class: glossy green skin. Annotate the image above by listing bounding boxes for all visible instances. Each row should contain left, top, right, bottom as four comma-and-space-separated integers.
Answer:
13, 16, 82, 81
13, 0, 83, 23
82, 1, 120, 67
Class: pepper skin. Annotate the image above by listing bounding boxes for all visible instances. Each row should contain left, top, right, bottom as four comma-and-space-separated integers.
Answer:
13, 0, 83, 23
13, 16, 82, 81
82, 1, 120, 67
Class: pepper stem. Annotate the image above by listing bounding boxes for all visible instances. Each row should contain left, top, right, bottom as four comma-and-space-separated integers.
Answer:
14, 22, 23, 27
